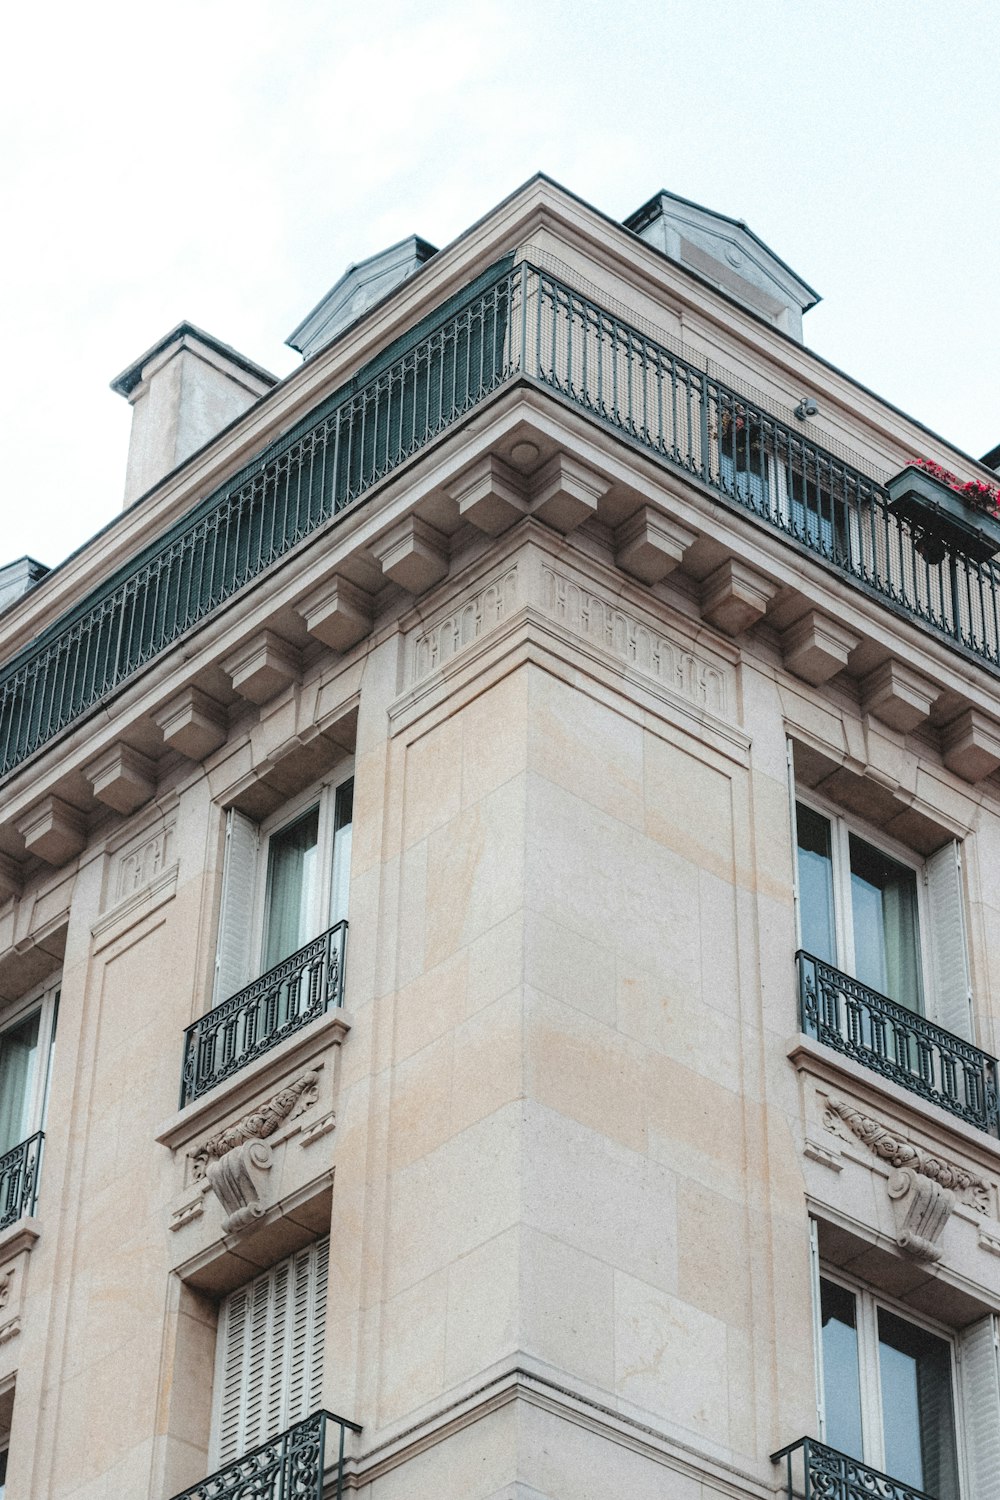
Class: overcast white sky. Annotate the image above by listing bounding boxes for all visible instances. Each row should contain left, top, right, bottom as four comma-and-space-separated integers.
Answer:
2, 0, 997, 571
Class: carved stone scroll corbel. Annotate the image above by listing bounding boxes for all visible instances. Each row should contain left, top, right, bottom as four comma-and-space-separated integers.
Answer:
822, 1095, 991, 1215
191, 1070, 319, 1182
888, 1168, 954, 1262
207, 1140, 274, 1234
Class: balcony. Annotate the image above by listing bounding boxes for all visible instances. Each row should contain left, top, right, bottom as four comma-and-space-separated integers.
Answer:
798, 951, 1000, 1137
180, 923, 347, 1108
772, 1436, 937, 1500
168, 1410, 361, 1500
2, 262, 1000, 786
0, 1132, 43, 1229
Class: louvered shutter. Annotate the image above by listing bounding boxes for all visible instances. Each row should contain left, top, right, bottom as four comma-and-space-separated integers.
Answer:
211, 1240, 329, 1466
924, 841, 973, 1041
958, 1315, 1000, 1496
214, 809, 259, 1004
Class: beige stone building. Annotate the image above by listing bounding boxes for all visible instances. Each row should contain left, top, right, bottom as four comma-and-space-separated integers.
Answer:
0, 175, 998, 1500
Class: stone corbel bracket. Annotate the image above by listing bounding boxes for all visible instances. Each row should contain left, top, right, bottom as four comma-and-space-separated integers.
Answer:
888, 1168, 954, 1263
208, 1140, 274, 1234
192, 1069, 320, 1233
822, 1094, 993, 1261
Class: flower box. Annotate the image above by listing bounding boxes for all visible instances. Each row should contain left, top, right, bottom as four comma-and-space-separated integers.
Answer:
886, 463, 1000, 565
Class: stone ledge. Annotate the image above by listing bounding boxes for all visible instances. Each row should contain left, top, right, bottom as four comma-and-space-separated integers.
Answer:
156, 1007, 351, 1155
786, 1032, 1000, 1173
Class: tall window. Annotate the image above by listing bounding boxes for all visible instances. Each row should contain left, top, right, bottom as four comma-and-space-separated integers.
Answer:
796, 803, 923, 1012
214, 775, 353, 1004
794, 796, 976, 1044
211, 1239, 329, 1467
0, 982, 58, 1158
819, 1274, 960, 1499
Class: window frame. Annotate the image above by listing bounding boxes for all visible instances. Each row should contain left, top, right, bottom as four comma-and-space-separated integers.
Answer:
251, 769, 352, 979
0, 977, 59, 1159
793, 790, 934, 1017
816, 1261, 968, 1496
213, 765, 353, 1007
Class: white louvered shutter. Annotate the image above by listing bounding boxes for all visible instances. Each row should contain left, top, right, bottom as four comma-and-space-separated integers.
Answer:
924, 841, 974, 1041
958, 1315, 1000, 1496
214, 809, 259, 1004
211, 1240, 329, 1466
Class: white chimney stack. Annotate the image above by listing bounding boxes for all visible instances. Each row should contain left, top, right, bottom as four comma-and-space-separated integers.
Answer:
111, 323, 276, 507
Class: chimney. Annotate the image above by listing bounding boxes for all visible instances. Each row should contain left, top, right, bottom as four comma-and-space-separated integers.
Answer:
111, 323, 277, 506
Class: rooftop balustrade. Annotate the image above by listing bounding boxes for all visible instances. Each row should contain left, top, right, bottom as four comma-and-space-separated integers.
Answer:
3, 260, 999, 783
180, 921, 346, 1107
798, 951, 1000, 1137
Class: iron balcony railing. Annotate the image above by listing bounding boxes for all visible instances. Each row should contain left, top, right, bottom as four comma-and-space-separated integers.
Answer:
168, 1410, 362, 1500
798, 951, 1000, 1137
4, 258, 1000, 783
0, 1131, 43, 1229
180, 922, 346, 1108
772, 1436, 937, 1500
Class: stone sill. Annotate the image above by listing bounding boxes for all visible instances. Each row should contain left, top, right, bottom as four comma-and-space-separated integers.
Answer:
0, 1217, 40, 1263
156, 1007, 351, 1155
787, 1031, 1000, 1173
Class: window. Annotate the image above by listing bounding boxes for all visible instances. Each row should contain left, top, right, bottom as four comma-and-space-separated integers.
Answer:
211, 1239, 328, 1467
717, 408, 853, 558
0, 981, 58, 1161
819, 1274, 960, 1497
814, 1264, 1000, 1499
794, 798, 972, 1039
215, 775, 353, 1004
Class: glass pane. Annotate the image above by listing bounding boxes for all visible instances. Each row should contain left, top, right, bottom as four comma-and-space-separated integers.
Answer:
0, 1010, 41, 1156
820, 1278, 864, 1460
262, 807, 319, 970
796, 805, 836, 964
330, 780, 353, 926
878, 1308, 958, 1500
849, 836, 922, 1010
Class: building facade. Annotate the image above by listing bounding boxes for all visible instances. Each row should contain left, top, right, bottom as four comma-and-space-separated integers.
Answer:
0, 175, 998, 1500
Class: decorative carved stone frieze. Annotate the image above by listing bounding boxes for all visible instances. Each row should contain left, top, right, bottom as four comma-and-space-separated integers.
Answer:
822, 1095, 991, 1216
114, 823, 174, 904
409, 566, 519, 683
540, 564, 732, 719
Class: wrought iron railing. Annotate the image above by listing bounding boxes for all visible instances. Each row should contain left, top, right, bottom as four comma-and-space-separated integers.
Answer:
180, 922, 346, 1107
0, 1131, 43, 1228
4, 258, 1000, 783
168, 1409, 362, 1500
771, 1436, 937, 1500
798, 951, 1000, 1136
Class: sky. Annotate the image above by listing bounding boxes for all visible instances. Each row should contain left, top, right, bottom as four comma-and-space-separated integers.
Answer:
2, 0, 998, 572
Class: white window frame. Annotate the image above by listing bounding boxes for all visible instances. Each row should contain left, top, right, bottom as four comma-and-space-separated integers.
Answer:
816, 1262, 968, 1493
0, 977, 60, 1156
794, 790, 933, 1014
214, 766, 353, 1006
